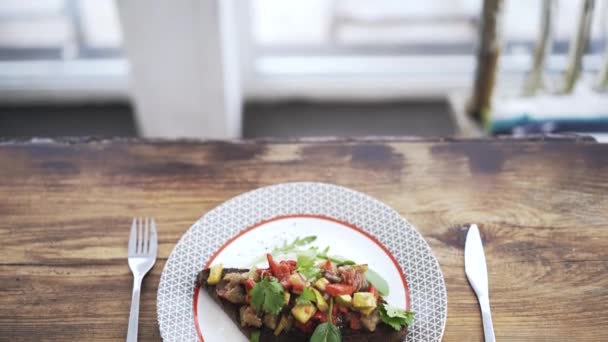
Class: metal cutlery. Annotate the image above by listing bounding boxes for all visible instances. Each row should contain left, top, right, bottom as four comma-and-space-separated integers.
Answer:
127, 217, 158, 342
465, 224, 495, 342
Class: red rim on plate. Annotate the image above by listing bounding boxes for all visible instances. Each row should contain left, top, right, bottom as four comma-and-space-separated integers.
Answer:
192, 214, 411, 342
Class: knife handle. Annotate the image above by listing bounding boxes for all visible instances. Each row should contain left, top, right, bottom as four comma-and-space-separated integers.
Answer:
479, 295, 496, 342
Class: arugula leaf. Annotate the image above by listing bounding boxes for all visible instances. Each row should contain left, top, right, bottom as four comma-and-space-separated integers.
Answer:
327, 255, 356, 266
310, 299, 341, 342
296, 250, 322, 280
366, 268, 390, 296
378, 303, 415, 331
252, 236, 317, 264
275, 236, 317, 255
249, 278, 285, 315
296, 287, 316, 305
249, 330, 260, 342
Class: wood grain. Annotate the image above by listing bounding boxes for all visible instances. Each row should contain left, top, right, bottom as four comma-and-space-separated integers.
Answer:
1, 138, 607, 341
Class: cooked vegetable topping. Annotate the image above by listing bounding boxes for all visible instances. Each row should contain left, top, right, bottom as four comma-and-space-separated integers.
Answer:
207, 263, 223, 285
249, 277, 285, 315
326, 283, 354, 297
211, 238, 415, 341
311, 288, 328, 312
291, 303, 317, 324
378, 303, 415, 331
335, 294, 352, 307
352, 292, 376, 310
314, 277, 330, 291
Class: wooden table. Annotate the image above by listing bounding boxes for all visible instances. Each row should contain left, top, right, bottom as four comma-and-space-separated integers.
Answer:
1, 137, 607, 341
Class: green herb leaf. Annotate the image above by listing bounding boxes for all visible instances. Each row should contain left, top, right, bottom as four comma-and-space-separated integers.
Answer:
327, 255, 356, 266
378, 303, 415, 331
252, 236, 317, 264
249, 330, 260, 342
296, 287, 317, 305
310, 299, 341, 342
297, 236, 317, 245
310, 323, 341, 342
366, 268, 390, 296
316, 246, 330, 259
249, 278, 285, 315
296, 250, 322, 280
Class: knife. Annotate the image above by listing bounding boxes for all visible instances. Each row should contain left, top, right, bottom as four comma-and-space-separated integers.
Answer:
465, 224, 496, 342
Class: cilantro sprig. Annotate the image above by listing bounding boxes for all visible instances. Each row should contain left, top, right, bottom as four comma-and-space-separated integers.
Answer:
249, 278, 285, 315
296, 250, 322, 280
378, 303, 415, 331
295, 287, 317, 305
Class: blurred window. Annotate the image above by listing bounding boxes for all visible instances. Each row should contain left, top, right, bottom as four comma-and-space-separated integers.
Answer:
246, 0, 607, 98
0, 0, 123, 60
0, 0, 606, 101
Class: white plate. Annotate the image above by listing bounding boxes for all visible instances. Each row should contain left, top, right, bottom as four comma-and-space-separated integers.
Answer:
158, 182, 447, 341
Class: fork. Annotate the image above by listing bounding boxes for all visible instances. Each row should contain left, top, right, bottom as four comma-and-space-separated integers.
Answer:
127, 217, 157, 342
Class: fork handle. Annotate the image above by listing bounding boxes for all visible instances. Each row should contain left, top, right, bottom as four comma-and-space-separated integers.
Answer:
479, 295, 496, 342
127, 275, 143, 342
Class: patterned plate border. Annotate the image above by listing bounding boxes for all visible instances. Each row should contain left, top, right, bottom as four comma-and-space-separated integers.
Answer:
157, 182, 447, 341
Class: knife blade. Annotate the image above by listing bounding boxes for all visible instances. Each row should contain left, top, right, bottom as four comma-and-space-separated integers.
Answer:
465, 224, 495, 342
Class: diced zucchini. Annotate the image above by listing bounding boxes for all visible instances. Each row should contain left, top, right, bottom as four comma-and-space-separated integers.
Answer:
283, 291, 291, 305
314, 277, 329, 291
291, 303, 317, 324
335, 294, 352, 307
353, 292, 377, 309
312, 288, 328, 312
274, 315, 289, 336
207, 263, 223, 285
359, 306, 376, 316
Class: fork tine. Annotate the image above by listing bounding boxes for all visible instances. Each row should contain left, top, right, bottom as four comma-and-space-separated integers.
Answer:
143, 217, 150, 254
138, 217, 143, 254
128, 217, 137, 253
150, 217, 158, 256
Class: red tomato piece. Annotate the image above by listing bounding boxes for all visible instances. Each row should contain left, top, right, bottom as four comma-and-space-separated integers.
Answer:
281, 260, 297, 271
267, 254, 283, 278
349, 313, 361, 330
320, 259, 333, 271
245, 279, 256, 292
278, 263, 291, 277
368, 284, 379, 300
325, 283, 354, 296
280, 278, 293, 291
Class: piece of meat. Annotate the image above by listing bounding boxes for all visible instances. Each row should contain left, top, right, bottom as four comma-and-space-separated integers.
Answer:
359, 277, 369, 291
223, 272, 246, 285
338, 266, 365, 292
263, 313, 278, 330
240, 306, 262, 328
217, 278, 246, 304
360, 310, 380, 332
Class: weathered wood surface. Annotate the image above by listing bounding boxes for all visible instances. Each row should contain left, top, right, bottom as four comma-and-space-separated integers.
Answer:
1, 138, 607, 341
